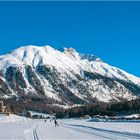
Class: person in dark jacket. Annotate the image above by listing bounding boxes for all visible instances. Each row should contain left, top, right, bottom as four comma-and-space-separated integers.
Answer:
54, 119, 59, 127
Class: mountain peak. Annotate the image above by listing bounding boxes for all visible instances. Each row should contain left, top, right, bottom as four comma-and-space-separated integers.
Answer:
63, 47, 76, 53
63, 47, 80, 60
14, 45, 55, 52
59, 47, 76, 52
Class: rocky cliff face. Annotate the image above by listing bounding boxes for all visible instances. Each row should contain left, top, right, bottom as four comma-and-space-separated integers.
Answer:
0, 45, 140, 105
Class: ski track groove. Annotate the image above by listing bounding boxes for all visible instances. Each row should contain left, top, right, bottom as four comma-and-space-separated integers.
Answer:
62, 123, 140, 139
33, 124, 39, 140
64, 125, 113, 139
62, 123, 113, 140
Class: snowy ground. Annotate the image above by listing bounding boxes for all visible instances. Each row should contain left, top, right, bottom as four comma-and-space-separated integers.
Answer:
0, 115, 140, 140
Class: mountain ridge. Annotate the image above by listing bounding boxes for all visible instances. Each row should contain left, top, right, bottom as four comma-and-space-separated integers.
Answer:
0, 45, 140, 105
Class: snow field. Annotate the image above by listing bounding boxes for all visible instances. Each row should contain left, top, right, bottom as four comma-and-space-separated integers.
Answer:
1, 115, 140, 140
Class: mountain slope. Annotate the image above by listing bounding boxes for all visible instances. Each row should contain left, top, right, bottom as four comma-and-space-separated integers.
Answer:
0, 45, 140, 105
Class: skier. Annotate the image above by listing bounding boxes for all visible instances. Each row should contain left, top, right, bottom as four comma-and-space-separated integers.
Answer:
54, 119, 59, 127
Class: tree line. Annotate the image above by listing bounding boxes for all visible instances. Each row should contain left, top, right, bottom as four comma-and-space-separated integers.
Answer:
1, 97, 140, 118
56, 98, 140, 118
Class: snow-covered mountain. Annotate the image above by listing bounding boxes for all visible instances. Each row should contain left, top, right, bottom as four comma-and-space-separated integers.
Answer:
0, 45, 140, 105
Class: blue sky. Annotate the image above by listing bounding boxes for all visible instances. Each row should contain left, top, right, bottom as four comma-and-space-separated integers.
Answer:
0, 1, 140, 77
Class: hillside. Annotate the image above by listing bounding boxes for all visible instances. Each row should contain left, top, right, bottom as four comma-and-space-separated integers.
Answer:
0, 45, 140, 106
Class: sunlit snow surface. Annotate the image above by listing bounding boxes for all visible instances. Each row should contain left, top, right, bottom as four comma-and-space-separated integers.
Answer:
0, 115, 140, 140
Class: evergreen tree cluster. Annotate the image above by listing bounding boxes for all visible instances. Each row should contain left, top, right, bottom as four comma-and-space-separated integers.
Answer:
56, 99, 140, 118
1, 97, 140, 118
